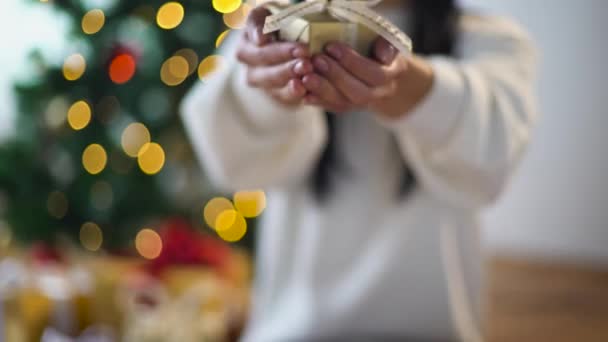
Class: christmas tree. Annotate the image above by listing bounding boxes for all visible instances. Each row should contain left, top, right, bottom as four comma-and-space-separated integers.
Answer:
0, 0, 255, 250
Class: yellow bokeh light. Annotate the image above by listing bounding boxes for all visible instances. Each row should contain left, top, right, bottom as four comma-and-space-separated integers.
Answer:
223, 3, 251, 29
67, 100, 91, 130
121, 122, 151, 157
135, 228, 163, 259
213, 0, 242, 14
82, 144, 108, 175
160, 56, 189, 86
216, 209, 247, 242
82, 9, 105, 34
156, 2, 185, 30
203, 197, 234, 230
63, 54, 86, 81
234, 190, 266, 218
80, 222, 103, 252
215, 30, 230, 48
90, 181, 113, 211
137, 142, 165, 175
168, 55, 189, 79
174, 48, 199, 76
47, 191, 68, 219
0, 224, 11, 249
198, 55, 224, 81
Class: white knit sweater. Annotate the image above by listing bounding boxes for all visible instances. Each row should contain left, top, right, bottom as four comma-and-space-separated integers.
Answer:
181, 9, 538, 341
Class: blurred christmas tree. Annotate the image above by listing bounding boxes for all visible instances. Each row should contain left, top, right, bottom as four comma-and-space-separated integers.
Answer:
0, 0, 255, 250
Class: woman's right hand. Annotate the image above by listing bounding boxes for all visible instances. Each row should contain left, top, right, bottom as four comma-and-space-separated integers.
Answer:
236, 7, 313, 106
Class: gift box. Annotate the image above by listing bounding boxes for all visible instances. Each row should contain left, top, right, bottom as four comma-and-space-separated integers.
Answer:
265, 3, 377, 55
263, 0, 413, 56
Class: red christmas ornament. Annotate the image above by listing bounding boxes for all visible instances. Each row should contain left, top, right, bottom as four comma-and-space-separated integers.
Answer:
30, 241, 64, 265
146, 217, 231, 275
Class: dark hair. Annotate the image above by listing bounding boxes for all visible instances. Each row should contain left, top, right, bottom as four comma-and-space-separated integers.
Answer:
312, 0, 460, 200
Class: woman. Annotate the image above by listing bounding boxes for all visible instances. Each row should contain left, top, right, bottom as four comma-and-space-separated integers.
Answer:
182, 0, 538, 340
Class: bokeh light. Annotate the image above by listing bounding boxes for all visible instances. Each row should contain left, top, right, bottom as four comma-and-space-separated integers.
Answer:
80, 222, 103, 251
45, 96, 69, 130
109, 54, 136, 84
63, 54, 86, 81
0, 223, 11, 250
156, 2, 185, 29
82, 144, 108, 175
90, 181, 113, 211
174, 48, 199, 76
82, 9, 105, 34
135, 228, 163, 259
215, 29, 230, 48
198, 55, 224, 81
47, 191, 68, 219
67, 100, 92, 130
137, 142, 165, 175
234, 190, 266, 218
223, 3, 251, 29
203, 197, 234, 229
160, 56, 189, 86
121, 122, 151, 157
213, 0, 242, 14
216, 209, 247, 242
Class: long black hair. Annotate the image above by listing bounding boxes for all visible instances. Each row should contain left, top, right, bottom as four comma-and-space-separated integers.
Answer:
311, 0, 460, 200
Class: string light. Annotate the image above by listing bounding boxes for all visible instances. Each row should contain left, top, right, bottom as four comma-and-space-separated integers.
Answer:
63, 54, 86, 81
223, 3, 251, 29
234, 190, 266, 218
80, 222, 103, 251
160, 56, 189, 86
135, 228, 163, 259
203, 197, 234, 229
198, 55, 224, 81
156, 2, 185, 29
82, 144, 108, 175
137, 142, 165, 175
213, 0, 242, 14
67, 100, 92, 130
82, 9, 105, 34
174, 48, 199, 76
215, 30, 231, 48
109, 54, 136, 84
121, 122, 151, 157
216, 209, 247, 242
47, 191, 68, 219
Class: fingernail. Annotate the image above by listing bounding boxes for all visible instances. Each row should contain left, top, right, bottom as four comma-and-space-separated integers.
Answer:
292, 46, 309, 58
303, 75, 319, 89
253, 28, 263, 45
293, 60, 307, 75
326, 44, 343, 59
381, 46, 398, 64
313, 56, 329, 73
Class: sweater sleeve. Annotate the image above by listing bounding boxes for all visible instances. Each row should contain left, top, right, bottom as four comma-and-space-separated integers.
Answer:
380, 16, 540, 209
180, 33, 327, 191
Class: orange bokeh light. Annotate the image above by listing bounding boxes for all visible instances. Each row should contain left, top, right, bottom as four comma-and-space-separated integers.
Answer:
109, 54, 136, 84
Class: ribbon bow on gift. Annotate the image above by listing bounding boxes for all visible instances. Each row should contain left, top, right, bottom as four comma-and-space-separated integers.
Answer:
263, 0, 413, 55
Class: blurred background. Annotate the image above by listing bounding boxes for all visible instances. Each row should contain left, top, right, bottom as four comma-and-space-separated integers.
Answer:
0, 0, 607, 341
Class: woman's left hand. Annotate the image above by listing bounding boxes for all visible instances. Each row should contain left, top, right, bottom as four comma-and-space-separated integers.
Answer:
303, 38, 434, 118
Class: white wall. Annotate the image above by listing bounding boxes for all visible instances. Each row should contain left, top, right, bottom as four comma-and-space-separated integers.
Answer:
464, 0, 608, 264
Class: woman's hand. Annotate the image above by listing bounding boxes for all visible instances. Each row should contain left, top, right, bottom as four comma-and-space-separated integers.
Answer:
303, 38, 435, 118
236, 7, 314, 106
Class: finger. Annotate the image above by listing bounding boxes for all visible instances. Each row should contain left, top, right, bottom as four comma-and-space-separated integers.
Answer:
237, 40, 309, 66
246, 7, 273, 46
373, 37, 398, 65
312, 54, 372, 106
325, 42, 394, 87
247, 58, 313, 88
301, 74, 350, 112
269, 79, 307, 105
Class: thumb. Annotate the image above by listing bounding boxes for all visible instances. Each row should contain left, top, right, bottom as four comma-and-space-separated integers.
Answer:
246, 6, 274, 46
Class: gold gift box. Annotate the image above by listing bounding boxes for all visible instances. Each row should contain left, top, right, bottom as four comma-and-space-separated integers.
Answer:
265, 3, 378, 56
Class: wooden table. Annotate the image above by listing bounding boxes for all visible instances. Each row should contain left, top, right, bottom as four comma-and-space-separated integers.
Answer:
485, 258, 608, 342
